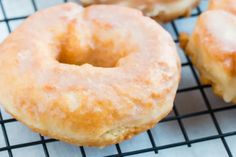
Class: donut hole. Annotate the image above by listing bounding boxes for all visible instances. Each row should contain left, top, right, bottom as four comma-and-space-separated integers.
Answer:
57, 20, 136, 67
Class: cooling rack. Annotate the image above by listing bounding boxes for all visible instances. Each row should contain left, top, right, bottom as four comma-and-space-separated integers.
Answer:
0, 0, 236, 157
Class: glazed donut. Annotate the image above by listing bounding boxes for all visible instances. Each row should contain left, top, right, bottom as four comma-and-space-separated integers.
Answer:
0, 3, 180, 146
181, 10, 236, 103
209, 0, 236, 14
80, 0, 200, 23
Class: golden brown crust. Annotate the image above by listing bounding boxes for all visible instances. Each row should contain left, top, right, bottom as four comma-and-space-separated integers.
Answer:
80, 0, 200, 23
181, 10, 236, 103
0, 3, 180, 146
12, 108, 171, 146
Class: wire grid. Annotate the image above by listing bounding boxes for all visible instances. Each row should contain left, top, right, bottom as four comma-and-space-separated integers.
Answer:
0, 0, 236, 157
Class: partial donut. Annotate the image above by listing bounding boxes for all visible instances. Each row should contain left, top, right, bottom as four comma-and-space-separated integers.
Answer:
181, 10, 236, 103
209, 0, 236, 14
0, 3, 180, 146
80, 0, 200, 23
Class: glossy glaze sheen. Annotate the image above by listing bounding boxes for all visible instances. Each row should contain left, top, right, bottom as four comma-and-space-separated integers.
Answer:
183, 10, 236, 103
209, 0, 236, 15
81, 0, 200, 23
0, 3, 180, 146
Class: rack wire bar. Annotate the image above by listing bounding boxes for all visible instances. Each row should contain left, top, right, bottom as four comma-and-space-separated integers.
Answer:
171, 6, 232, 157
0, 0, 235, 157
173, 17, 231, 157
173, 106, 191, 147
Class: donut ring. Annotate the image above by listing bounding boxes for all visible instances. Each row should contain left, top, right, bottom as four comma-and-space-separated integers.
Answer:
0, 3, 180, 146
80, 0, 200, 23
209, 0, 236, 15
181, 10, 236, 103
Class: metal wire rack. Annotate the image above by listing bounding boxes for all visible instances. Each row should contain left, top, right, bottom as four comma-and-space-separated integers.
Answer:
0, 0, 236, 157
